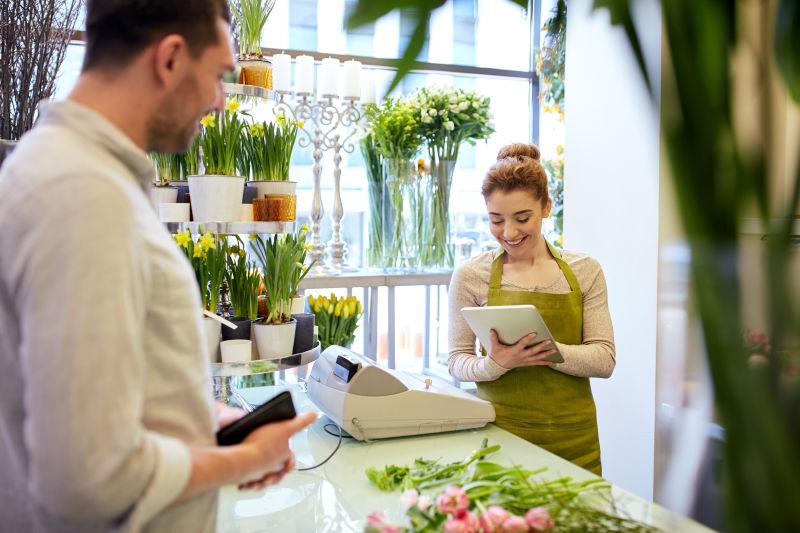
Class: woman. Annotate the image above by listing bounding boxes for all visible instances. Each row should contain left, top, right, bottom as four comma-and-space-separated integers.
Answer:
448, 143, 615, 475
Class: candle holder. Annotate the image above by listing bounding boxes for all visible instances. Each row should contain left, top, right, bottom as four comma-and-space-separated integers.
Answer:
275, 92, 364, 274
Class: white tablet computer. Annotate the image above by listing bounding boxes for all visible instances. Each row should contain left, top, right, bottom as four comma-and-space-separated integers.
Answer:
460, 304, 564, 363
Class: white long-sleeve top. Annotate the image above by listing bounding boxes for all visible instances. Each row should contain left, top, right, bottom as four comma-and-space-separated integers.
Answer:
448, 249, 616, 382
0, 101, 217, 532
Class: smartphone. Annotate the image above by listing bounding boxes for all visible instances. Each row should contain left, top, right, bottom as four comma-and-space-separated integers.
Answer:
216, 390, 297, 446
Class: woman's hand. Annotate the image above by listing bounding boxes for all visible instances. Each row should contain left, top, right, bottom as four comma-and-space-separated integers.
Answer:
487, 329, 558, 369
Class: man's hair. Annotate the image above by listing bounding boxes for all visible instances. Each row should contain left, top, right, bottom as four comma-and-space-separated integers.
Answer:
83, 0, 231, 71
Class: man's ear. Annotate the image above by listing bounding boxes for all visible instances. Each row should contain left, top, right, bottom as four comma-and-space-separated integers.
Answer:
152, 34, 189, 87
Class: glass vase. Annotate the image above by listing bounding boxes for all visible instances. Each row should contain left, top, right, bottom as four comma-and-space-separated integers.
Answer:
366, 157, 386, 268
420, 158, 456, 269
382, 158, 421, 271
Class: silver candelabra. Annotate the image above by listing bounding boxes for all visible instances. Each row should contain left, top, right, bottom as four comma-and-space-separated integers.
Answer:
274, 92, 364, 274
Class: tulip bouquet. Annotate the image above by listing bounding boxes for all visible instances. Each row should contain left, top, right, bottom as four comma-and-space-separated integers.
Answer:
307, 293, 363, 350
364, 439, 658, 533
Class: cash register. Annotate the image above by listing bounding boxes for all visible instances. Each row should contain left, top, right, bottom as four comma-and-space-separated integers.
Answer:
306, 346, 495, 441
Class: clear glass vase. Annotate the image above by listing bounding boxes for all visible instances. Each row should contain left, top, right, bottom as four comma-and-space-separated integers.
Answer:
382, 158, 422, 271
420, 158, 456, 269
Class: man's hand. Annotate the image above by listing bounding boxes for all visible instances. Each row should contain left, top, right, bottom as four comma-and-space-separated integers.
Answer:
215, 402, 246, 429
234, 412, 317, 488
488, 329, 557, 370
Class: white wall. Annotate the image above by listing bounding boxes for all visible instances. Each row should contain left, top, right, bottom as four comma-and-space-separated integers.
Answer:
563, 0, 662, 499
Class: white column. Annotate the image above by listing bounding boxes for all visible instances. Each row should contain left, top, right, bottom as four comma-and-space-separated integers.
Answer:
563, 0, 662, 500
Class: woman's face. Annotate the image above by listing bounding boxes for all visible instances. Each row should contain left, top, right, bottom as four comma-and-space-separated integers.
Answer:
486, 189, 551, 260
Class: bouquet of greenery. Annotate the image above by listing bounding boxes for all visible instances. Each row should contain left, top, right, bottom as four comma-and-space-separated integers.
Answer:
231, 0, 275, 57
225, 239, 261, 320
149, 151, 182, 186
411, 86, 494, 268
365, 439, 658, 533
200, 98, 247, 176
250, 225, 313, 324
364, 98, 424, 269
241, 113, 298, 181
174, 230, 227, 313
307, 293, 363, 350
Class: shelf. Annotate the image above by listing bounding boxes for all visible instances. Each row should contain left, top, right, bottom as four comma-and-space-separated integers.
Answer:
299, 269, 453, 290
210, 342, 321, 377
165, 221, 295, 235
223, 82, 275, 101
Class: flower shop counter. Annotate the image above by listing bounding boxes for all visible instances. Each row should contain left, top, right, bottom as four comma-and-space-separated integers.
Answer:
216, 385, 713, 532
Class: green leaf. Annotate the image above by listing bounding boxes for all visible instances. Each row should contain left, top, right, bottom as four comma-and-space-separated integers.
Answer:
775, 0, 800, 103
385, 8, 432, 96
345, 0, 420, 29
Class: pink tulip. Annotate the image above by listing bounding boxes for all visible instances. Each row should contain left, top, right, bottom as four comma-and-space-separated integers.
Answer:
525, 507, 555, 532
501, 515, 530, 532
443, 510, 479, 533
436, 485, 470, 516
479, 505, 510, 532
399, 489, 418, 510
366, 511, 402, 533
417, 495, 432, 512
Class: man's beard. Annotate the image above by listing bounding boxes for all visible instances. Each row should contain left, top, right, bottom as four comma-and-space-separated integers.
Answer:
146, 73, 203, 154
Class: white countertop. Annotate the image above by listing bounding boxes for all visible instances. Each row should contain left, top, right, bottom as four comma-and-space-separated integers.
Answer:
216, 385, 713, 532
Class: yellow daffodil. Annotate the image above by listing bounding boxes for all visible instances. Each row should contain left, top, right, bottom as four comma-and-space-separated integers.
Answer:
200, 114, 215, 128
275, 112, 287, 127
193, 246, 205, 258
304, 243, 313, 251
225, 99, 241, 113
248, 233, 258, 241
174, 230, 191, 248
300, 223, 310, 234
199, 232, 216, 250
248, 122, 264, 136
296, 120, 304, 128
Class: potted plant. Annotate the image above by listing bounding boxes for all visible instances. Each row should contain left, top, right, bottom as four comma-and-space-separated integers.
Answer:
307, 293, 363, 350
148, 151, 180, 207
189, 99, 247, 222
223, 239, 261, 342
0, 0, 80, 165
241, 114, 299, 218
250, 226, 313, 359
174, 230, 228, 361
232, 0, 276, 89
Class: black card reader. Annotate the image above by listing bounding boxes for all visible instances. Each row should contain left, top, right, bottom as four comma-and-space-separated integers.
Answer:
334, 354, 361, 382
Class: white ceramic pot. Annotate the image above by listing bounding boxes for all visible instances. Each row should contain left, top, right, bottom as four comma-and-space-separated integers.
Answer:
253, 319, 297, 360
290, 296, 306, 315
202, 316, 222, 363
249, 180, 296, 200
149, 186, 178, 208
159, 202, 190, 222
188, 175, 245, 222
220, 339, 253, 363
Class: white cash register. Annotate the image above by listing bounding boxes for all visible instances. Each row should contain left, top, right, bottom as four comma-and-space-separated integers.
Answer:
306, 346, 495, 441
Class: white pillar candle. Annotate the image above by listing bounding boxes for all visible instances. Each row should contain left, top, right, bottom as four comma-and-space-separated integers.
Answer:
271, 53, 291, 92
342, 59, 361, 98
361, 71, 375, 104
318, 57, 340, 96
295, 55, 315, 94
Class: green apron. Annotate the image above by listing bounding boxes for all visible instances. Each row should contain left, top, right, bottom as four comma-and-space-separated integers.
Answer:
476, 242, 602, 475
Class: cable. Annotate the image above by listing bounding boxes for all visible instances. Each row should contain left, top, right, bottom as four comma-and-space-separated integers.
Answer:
296, 423, 344, 471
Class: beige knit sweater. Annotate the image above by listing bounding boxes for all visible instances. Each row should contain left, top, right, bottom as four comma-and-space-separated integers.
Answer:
447, 248, 616, 382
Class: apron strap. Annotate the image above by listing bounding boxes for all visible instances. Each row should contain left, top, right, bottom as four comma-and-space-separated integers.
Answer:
546, 241, 582, 294
489, 241, 582, 295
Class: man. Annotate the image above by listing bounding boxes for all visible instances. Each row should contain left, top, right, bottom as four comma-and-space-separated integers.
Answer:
0, 1, 315, 531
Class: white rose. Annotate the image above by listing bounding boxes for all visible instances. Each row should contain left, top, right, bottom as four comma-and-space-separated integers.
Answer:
443, 120, 455, 131
423, 116, 434, 124
459, 101, 469, 110
430, 108, 438, 117
417, 495, 432, 512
